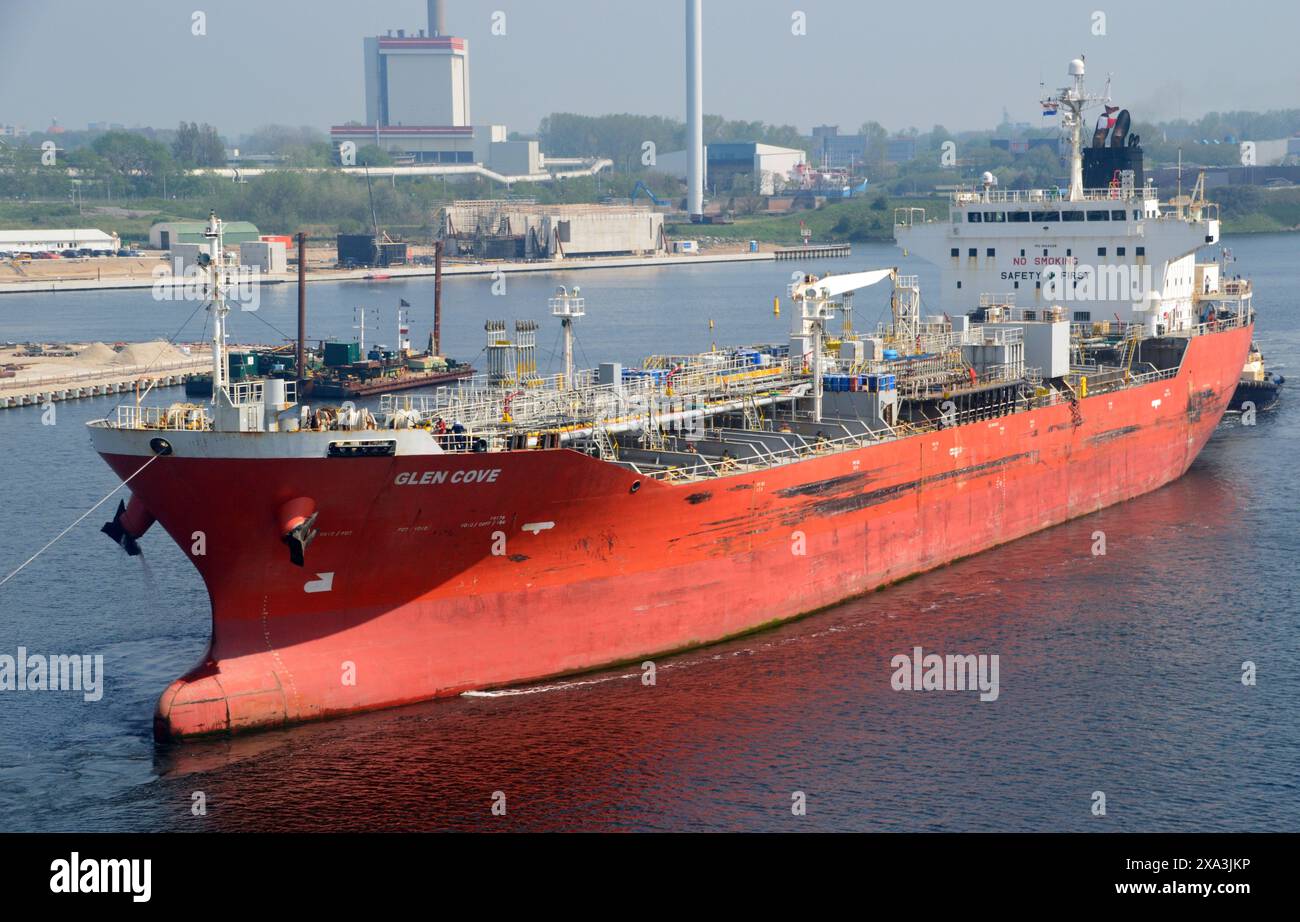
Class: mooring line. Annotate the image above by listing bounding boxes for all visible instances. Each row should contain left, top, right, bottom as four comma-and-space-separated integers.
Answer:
0, 453, 160, 590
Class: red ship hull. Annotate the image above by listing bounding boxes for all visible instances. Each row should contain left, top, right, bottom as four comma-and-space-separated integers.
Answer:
96, 326, 1251, 739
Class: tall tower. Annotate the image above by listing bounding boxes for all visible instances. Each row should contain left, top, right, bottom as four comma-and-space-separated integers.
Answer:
686, 0, 704, 221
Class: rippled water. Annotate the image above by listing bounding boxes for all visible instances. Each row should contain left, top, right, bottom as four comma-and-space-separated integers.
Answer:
0, 237, 1296, 831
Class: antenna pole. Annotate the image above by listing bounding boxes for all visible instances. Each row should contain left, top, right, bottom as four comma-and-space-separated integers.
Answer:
296, 231, 307, 395
433, 239, 443, 356
203, 211, 230, 405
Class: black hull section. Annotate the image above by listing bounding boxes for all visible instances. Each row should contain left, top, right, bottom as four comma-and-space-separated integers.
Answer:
1229, 379, 1282, 413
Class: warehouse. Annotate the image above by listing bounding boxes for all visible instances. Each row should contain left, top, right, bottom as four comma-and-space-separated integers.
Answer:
0, 228, 119, 254
148, 221, 260, 250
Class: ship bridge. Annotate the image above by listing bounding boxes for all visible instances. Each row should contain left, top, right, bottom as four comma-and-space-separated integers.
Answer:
895, 182, 1221, 335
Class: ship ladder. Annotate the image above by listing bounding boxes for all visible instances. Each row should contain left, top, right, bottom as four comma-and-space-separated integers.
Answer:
591, 426, 617, 460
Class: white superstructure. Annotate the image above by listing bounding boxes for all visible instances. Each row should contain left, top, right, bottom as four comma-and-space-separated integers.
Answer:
895, 58, 1221, 335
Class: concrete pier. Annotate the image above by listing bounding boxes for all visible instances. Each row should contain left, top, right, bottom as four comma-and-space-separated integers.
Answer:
774, 244, 853, 260
0, 356, 210, 411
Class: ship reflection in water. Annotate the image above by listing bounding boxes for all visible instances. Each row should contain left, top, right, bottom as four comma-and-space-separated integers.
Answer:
142, 445, 1290, 832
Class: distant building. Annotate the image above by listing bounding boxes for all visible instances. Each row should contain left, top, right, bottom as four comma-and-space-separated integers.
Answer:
329, 5, 545, 177
810, 126, 867, 171
149, 221, 260, 250
657, 143, 807, 194
1149, 164, 1300, 190
1243, 137, 1300, 166
885, 136, 918, 164
0, 228, 118, 253
441, 202, 665, 260
991, 137, 1063, 158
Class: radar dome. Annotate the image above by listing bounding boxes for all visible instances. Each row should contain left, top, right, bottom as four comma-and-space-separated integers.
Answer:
1069, 57, 1086, 76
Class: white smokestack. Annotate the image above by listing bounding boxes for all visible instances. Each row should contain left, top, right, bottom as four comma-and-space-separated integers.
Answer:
428, 0, 446, 36
686, 0, 703, 221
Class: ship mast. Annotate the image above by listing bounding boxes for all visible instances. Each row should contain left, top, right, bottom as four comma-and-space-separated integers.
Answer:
549, 286, 585, 388
1046, 56, 1110, 201
202, 211, 231, 405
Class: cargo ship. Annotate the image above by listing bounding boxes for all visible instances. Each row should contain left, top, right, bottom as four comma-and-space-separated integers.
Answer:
91, 60, 1255, 739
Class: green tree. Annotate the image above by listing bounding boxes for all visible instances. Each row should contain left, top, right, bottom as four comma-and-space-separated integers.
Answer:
356, 144, 393, 167
172, 122, 225, 168
91, 131, 173, 194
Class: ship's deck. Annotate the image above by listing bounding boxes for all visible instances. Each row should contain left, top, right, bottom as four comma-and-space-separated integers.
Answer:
90, 308, 1253, 485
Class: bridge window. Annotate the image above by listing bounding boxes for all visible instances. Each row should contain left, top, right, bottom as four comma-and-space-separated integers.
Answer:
1073, 311, 1092, 321
1062, 210, 1085, 222
1111, 210, 1126, 220
1097, 247, 1107, 256
1136, 246, 1145, 257
1086, 210, 1110, 221
950, 248, 959, 257
968, 248, 977, 258
967, 211, 982, 222
1009, 211, 1031, 222
1117, 246, 1126, 257
1032, 211, 1060, 222
986, 248, 996, 257
983, 211, 1006, 223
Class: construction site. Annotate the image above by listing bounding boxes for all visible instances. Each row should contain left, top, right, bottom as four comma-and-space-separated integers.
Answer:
439, 201, 667, 260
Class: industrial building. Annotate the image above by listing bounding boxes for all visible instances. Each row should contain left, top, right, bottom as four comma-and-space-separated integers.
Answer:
810, 126, 868, 171
149, 221, 259, 249
884, 136, 919, 164
330, 0, 545, 177
1243, 136, 1300, 166
1151, 163, 1300, 189
991, 137, 1064, 157
440, 202, 666, 260
656, 142, 807, 195
0, 228, 119, 253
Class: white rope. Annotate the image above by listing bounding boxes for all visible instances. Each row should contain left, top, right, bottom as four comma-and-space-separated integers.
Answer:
0, 453, 161, 590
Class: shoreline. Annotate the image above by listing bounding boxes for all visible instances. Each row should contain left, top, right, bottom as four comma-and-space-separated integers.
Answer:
0, 249, 802, 296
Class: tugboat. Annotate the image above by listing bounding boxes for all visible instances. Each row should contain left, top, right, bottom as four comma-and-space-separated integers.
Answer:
1229, 342, 1284, 412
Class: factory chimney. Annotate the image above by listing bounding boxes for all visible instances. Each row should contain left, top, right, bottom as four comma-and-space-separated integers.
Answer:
428, 0, 446, 37
686, 0, 704, 221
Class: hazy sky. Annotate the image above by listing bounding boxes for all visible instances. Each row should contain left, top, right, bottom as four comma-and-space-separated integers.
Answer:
2, 0, 1298, 138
